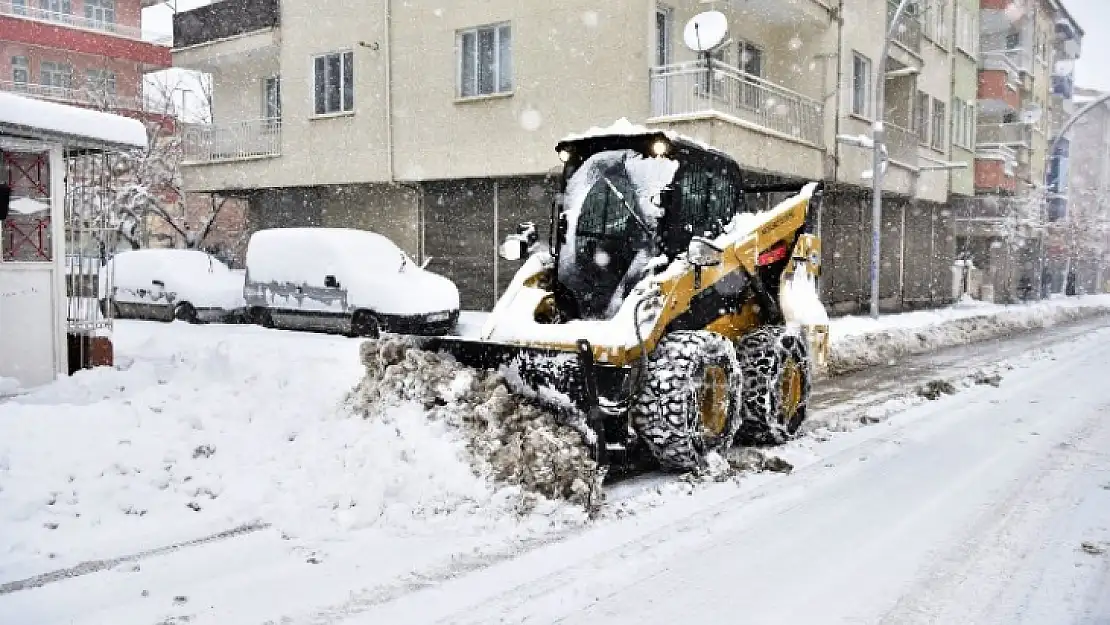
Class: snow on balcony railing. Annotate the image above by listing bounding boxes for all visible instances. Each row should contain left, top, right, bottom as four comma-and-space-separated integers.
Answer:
977, 122, 1033, 147
0, 1, 170, 44
977, 145, 1018, 176
884, 122, 918, 168
649, 60, 824, 147
888, 1, 922, 53
0, 80, 146, 113
981, 48, 1032, 76
183, 119, 282, 163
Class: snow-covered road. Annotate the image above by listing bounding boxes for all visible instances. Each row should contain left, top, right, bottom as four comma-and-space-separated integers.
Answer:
1, 313, 1109, 625
359, 321, 1110, 625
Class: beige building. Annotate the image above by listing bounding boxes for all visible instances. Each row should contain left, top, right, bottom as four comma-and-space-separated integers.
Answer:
174, 0, 1001, 312
955, 0, 1082, 302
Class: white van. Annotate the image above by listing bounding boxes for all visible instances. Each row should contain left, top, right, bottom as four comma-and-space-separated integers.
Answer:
100, 249, 245, 323
243, 227, 460, 336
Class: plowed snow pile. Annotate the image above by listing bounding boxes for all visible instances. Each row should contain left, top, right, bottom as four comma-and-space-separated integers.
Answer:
348, 338, 606, 515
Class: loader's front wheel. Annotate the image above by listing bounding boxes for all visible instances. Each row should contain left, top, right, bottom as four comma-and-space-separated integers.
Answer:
631, 331, 742, 471
736, 326, 812, 445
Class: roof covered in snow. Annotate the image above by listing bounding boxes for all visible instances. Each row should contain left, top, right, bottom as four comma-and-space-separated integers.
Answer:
0, 92, 148, 152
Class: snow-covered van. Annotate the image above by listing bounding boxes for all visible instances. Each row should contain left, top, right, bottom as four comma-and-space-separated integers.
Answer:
100, 249, 246, 323
242, 228, 460, 336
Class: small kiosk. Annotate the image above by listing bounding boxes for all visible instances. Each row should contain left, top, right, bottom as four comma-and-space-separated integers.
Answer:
0, 92, 148, 393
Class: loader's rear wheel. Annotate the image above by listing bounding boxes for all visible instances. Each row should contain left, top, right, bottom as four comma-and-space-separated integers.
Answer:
631, 330, 742, 471
736, 326, 812, 445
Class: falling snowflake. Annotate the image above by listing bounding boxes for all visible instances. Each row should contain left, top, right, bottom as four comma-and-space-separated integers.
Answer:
520, 109, 543, 132
581, 11, 599, 28
789, 36, 803, 51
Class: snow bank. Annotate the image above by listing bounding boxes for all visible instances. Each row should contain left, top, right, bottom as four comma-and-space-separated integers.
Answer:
349, 337, 605, 514
828, 294, 1110, 375
0, 322, 579, 582
0, 91, 147, 150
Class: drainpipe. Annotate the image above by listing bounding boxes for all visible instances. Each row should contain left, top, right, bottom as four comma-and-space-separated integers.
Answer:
384, 0, 394, 182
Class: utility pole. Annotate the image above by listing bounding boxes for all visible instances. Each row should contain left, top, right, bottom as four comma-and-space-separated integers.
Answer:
868, 0, 913, 319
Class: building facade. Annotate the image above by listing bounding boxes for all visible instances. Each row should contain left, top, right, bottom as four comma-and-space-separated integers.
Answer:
172, 0, 1086, 312
954, 0, 1082, 302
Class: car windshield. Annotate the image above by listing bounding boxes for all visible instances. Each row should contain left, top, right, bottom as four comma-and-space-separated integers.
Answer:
556, 149, 678, 319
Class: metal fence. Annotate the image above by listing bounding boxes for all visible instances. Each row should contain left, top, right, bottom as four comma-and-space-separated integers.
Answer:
183, 119, 283, 163
65, 152, 117, 336
0, 80, 146, 113
649, 60, 825, 147
977, 122, 1033, 147
0, 0, 170, 43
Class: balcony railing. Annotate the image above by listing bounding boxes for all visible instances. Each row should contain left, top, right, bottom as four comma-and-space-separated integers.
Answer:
981, 48, 1032, 75
0, 1, 170, 44
649, 60, 824, 147
976, 145, 1018, 177
888, 1, 922, 53
183, 119, 282, 163
884, 122, 918, 168
977, 122, 1033, 147
0, 80, 146, 112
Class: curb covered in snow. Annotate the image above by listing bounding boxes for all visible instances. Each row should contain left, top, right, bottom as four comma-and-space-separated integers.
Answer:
826, 295, 1110, 376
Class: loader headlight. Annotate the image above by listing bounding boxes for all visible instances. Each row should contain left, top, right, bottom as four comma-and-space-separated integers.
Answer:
426, 312, 450, 323
650, 139, 670, 157
558, 149, 572, 163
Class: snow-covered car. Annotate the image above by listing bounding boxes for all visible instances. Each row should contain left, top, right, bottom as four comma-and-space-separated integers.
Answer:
99, 249, 246, 323
243, 227, 460, 337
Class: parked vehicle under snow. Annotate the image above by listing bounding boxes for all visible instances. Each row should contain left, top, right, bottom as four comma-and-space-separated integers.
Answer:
242, 227, 460, 337
99, 249, 246, 323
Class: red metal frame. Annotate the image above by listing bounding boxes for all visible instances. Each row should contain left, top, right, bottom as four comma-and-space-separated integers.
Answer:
2, 149, 52, 261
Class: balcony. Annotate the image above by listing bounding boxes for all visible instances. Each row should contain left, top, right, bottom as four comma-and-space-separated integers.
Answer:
0, 1, 170, 43
975, 145, 1018, 192
884, 122, 919, 169
888, 0, 922, 54
0, 80, 145, 113
174, 0, 280, 49
977, 122, 1033, 147
183, 119, 282, 164
648, 60, 824, 147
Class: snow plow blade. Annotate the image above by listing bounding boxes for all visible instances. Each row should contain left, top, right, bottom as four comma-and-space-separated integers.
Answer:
420, 336, 630, 464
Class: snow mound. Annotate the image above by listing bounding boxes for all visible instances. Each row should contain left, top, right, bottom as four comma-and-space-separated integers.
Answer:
348, 338, 606, 515
827, 295, 1110, 375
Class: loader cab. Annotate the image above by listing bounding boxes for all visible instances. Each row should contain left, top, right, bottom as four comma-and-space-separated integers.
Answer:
547, 132, 748, 320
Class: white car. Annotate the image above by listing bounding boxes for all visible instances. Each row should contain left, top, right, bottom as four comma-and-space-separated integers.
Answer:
243, 227, 460, 336
99, 249, 245, 323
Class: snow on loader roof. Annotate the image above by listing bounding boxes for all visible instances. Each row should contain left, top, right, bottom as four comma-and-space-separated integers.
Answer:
0, 91, 148, 151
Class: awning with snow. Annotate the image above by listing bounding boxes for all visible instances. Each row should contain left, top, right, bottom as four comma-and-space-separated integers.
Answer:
0, 91, 148, 152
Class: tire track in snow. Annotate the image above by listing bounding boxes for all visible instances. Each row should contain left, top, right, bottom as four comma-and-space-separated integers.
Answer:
0, 521, 269, 596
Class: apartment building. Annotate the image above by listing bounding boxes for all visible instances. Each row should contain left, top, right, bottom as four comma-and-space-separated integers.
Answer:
1045, 86, 1110, 293
174, 0, 997, 312
0, 0, 170, 111
954, 0, 1082, 302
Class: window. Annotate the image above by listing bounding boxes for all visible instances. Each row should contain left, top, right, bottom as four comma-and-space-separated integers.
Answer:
11, 56, 29, 86
11, 0, 27, 15
39, 0, 71, 15
931, 99, 946, 150
935, 0, 949, 47
263, 76, 281, 120
655, 7, 672, 67
952, 97, 964, 148
738, 41, 763, 76
313, 51, 354, 115
915, 91, 931, 144
964, 100, 976, 148
84, 0, 115, 25
955, 3, 977, 56
1005, 30, 1020, 50
86, 68, 116, 95
39, 61, 72, 90
851, 52, 872, 117
458, 23, 512, 98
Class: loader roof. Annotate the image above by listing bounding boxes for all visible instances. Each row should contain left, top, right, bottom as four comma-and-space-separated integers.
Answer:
556, 118, 734, 163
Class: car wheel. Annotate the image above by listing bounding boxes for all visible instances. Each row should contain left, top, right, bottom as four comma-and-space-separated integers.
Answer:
174, 302, 200, 324
350, 310, 381, 338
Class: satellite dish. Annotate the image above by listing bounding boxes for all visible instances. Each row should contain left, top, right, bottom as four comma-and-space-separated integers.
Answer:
683, 11, 729, 53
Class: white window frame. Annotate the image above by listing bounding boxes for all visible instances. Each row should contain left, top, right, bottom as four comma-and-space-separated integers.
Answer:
39, 0, 71, 15
457, 22, 513, 99
915, 91, 931, 145
655, 6, 673, 67
952, 97, 964, 149
84, 0, 115, 26
11, 56, 29, 85
737, 40, 764, 77
965, 100, 976, 148
312, 50, 354, 116
85, 68, 116, 95
39, 61, 72, 90
850, 52, 872, 118
262, 75, 281, 121
931, 99, 947, 151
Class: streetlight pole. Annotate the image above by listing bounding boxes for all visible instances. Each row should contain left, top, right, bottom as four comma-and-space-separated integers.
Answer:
869, 0, 913, 318
1039, 90, 1110, 297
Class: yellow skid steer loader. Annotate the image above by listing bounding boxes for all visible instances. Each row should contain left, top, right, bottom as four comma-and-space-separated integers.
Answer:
419, 125, 830, 471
